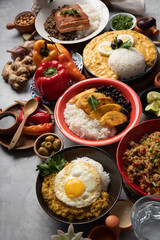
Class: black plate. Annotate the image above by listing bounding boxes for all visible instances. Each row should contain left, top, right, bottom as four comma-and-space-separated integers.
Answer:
84, 39, 158, 86
36, 145, 122, 224
140, 87, 160, 119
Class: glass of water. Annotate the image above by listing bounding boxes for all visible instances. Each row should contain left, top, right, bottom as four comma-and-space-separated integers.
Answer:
131, 195, 160, 240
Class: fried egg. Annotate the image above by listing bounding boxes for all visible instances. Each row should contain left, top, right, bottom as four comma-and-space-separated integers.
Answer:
98, 41, 113, 56
54, 161, 102, 208
117, 34, 134, 44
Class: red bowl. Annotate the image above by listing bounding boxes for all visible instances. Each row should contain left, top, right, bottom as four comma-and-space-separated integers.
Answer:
54, 78, 142, 146
116, 119, 160, 197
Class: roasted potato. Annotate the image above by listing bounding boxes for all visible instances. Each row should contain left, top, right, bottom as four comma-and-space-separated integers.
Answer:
68, 88, 96, 104
100, 111, 127, 128
90, 104, 122, 120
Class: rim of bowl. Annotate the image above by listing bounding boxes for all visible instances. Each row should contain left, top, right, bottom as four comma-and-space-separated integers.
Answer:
109, 12, 137, 31
54, 78, 142, 146
116, 118, 160, 196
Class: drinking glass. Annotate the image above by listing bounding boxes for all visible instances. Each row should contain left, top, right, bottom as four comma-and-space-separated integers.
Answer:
131, 195, 160, 240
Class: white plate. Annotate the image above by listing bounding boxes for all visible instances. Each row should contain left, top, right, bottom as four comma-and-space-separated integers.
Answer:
35, 0, 109, 44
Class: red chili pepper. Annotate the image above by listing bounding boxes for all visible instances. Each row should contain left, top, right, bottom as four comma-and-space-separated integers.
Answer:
19, 107, 51, 125
34, 60, 70, 101
23, 123, 54, 136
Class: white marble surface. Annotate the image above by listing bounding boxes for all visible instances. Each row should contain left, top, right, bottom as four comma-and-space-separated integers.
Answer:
0, 0, 160, 239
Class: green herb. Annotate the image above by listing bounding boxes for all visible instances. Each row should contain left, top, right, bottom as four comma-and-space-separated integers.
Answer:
60, 8, 80, 16
156, 158, 160, 163
149, 156, 154, 162
152, 181, 157, 187
36, 154, 67, 176
150, 147, 154, 153
88, 95, 99, 112
147, 144, 151, 148
119, 40, 133, 49
156, 142, 160, 146
112, 14, 133, 30
136, 168, 140, 173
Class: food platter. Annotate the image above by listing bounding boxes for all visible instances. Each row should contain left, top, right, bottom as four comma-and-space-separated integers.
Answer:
36, 145, 122, 224
0, 103, 54, 150
35, 0, 109, 44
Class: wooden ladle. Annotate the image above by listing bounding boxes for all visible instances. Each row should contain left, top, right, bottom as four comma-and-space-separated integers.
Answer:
8, 98, 38, 150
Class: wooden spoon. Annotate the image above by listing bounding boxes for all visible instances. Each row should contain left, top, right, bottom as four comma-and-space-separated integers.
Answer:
8, 98, 38, 150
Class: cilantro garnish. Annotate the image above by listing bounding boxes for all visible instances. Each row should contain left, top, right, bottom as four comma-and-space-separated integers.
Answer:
88, 95, 99, 112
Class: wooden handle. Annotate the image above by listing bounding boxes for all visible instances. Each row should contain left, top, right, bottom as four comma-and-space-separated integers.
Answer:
8, 115, 27, 150
6, 23, 16, 30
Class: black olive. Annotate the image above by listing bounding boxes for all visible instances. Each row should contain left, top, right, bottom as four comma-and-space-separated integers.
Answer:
117, 39, 123, 47
137, 17, 156, 30
111, 41, 116, 49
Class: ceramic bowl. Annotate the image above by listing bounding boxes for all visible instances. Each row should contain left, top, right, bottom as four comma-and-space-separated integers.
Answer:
0, 111, 19, 136
116, 119, 160, 197
108, 12, 136, 31
140, 87, 160, 119
54, 78, 142, 146
6, 11, 36, 33
34, 132, 64, 161
36, 145, 122, 224
154, 72, 160, 88
134, 17, 159, 37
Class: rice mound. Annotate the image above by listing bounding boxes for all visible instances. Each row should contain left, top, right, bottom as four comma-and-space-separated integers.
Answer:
71, 157, 111, 191
76, 4, 100, 39
64, 103, 116, 140
108, 47, 146, 79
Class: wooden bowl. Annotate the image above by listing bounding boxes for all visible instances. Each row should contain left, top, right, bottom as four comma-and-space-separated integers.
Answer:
154, 72, 160, 88
0, 111, 19, 136
34, 133, 64, 161
6, 11, 36, 33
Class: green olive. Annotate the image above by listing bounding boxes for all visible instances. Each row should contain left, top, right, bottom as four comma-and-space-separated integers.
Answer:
45, 135, 55, 143
45, 141, 53, 151
41, 141, 47, 147
53, 139, 61, 152
38, 147, 49, 156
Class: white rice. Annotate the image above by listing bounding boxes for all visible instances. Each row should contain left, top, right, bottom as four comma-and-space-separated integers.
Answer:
64, 103, 116, 140
108, 47, 146, 79
75, 4, 100, 40
71, 157, 111, 191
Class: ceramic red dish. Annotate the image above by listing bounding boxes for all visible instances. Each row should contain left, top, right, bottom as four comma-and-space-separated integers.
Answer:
54, 78, 142, 146
116, 119, 160, 197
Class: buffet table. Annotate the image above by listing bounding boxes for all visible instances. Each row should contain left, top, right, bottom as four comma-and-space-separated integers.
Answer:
0, 0, 160, 239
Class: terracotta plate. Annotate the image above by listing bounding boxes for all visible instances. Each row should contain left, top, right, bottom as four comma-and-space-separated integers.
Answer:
0, 103, 54, 150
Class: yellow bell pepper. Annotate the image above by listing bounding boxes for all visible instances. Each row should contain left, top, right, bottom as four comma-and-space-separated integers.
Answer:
33, 40, 59, 67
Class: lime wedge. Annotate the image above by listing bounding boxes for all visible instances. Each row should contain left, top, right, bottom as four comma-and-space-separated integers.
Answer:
146, 91, 160, 103
156, 99, 160, 108
155, 109, 160, 117
145, 101, 159, 113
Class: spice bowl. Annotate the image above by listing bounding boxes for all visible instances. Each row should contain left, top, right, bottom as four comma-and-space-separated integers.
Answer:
0, 111, 19, 136
6, 11, 36, 33
108, 12, 136, 31
154, 72, 160, 88
34, 132, 64, 161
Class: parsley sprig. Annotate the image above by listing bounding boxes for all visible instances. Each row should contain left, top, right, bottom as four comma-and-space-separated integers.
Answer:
88, 95, 99, 112
60, 8, 80, 16
113, 36, 133, 49
36, 154, 67, 176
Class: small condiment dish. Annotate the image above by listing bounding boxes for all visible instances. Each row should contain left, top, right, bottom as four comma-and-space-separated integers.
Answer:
154, 72, 160, 88
87, 223, 117, 240
6, 11, 36, 33
108, 12, 136, 31
134, 17, 159, 37
109, 199, 133, 232
34, 132, 64, 161
0, 111, 19, 136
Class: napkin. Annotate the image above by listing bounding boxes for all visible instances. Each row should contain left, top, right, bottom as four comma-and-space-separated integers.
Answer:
108, 0, 146, 14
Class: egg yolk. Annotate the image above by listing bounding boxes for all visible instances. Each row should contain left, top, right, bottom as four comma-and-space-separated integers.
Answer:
64, 178, 85, 198
101, 45, 111, 51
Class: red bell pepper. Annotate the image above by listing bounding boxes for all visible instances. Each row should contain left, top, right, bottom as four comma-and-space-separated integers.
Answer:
19, 106, 51, 125
34, 60, 70, 101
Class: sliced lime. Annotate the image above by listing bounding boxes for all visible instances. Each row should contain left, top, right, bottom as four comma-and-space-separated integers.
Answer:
156, 99, 160, 108
146, 91, 160, 103
145, 101, 159, 113
155, 109, 160, 117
